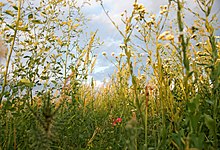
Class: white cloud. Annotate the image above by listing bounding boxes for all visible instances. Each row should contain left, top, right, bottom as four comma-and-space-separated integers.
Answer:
93, 65, 110, 73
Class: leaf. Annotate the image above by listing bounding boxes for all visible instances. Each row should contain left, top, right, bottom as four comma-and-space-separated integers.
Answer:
20, 78, 34, 87
204, 114, 215, 136
32, 19, 42, 24
20, 78, 31, 84
4, 10, 15, 17
28, 14, 33, 20
17, 25, 29, 31
12, 5, 18, 10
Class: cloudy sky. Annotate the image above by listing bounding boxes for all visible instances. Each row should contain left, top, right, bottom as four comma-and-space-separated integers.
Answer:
81, 0, 169, 83
77, 0, 220, 85
1, 0, 219, 86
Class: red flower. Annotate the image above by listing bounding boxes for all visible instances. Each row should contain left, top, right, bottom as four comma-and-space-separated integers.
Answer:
112, 117, 122, 126
116, 118, 122, 123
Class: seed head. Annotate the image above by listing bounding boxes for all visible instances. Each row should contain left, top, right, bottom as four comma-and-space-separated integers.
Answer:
102, 52, 107, 56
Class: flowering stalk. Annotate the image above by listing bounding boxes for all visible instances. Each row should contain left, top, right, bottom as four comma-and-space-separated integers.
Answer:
177, 0, 191, 101
200, 0, 219, 148
100, 0, 145, 128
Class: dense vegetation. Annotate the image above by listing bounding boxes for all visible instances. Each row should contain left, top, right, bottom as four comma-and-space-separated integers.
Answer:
0, 0, 219, 149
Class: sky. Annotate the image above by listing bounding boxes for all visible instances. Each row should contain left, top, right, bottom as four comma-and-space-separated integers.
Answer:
1, 0, 220, 87
77, 0, 220, 85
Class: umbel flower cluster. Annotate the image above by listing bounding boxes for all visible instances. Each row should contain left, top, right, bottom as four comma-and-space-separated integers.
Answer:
133, 3, 146, 20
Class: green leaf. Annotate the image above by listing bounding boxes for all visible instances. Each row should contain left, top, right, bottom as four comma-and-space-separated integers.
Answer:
20, 78, 31, 84
17, 25, 29, 31
28, 14, 33, 20
4, 10, 15, 17
204, 114, 215, 136
12, 5, 18, 10
32, 19, 42, 24
20, 78, 34, 87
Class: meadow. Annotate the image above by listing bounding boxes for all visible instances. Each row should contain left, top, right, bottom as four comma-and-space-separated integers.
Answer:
0, 0, 220, 149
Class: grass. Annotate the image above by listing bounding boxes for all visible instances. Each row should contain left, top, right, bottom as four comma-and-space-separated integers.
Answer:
0, 0, 220, 149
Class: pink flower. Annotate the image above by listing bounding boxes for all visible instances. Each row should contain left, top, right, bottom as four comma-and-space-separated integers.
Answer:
112, 121, 117, 126
112, 117, 122, 126
116, 118, 122, 123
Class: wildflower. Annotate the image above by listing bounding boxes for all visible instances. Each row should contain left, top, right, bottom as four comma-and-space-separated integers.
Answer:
119, 44, 125, 48
119, 53, 125, 57
111, 52, 115, 57
165, 34, 174, 41
163, 5, 168, 10
133, 3, 138, 9
158, 31, 174, 41
145, 20, 155, 27
140, 74, 146, 80
102, 52, 107, 56
0, 2, 5, 7
150, 14, 156, 20
133, 3, 146, 19
116, 118, 122, 123
160, 5, 168, 15
191, 34, 197, 39
112, 117, 122, 126
134, 15, 140, 20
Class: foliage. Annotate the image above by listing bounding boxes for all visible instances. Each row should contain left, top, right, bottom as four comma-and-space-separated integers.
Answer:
0, 0, 220, 149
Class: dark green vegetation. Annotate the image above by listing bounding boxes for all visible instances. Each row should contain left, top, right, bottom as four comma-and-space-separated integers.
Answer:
0, 0, 220, 149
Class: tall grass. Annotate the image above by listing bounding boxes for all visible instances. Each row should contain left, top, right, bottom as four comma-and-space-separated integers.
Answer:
0, 0, 219, 149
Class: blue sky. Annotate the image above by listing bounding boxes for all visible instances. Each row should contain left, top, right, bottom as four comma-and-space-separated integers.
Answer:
77, 0, 220, 85
1, 0, 219, 87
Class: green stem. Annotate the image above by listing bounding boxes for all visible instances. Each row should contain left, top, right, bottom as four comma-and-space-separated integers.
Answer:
0, 0, 21, 104
177, 0, 190, 102
145, 106, 148, 149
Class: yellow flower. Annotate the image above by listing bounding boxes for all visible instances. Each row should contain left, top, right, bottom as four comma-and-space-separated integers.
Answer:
158, 31, 170, 40
150, 14, 156, 20
119, 53, 125, 57
0, 2, 5, 7
165, 34, 174, 41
